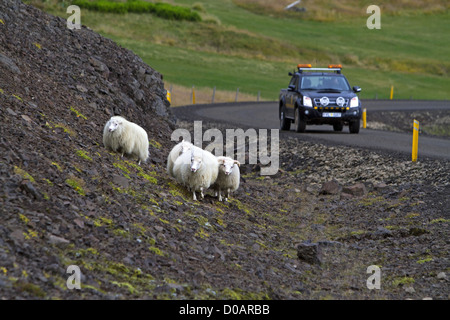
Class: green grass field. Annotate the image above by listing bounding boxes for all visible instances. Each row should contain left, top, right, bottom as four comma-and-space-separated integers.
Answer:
26, 0, 450, 101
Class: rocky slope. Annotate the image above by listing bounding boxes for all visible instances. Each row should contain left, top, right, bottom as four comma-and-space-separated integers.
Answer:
0, 0, 448, 300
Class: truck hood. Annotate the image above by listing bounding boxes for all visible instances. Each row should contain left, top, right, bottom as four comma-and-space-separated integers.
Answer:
303, 90, 356, 99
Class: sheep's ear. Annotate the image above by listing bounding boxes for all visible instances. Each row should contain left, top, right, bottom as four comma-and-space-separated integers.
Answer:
234, 160, 240, 167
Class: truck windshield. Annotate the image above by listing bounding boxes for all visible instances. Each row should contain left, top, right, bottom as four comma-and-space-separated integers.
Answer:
300, 76, 350, 91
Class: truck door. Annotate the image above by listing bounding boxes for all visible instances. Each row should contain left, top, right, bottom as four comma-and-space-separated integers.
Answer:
286, 76, 298, 117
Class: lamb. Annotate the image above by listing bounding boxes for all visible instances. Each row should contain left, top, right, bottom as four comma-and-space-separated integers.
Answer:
172, 146, 219, 201
212, 156, 240, 202
166, 139, 193, 178
103, 116, 149, 165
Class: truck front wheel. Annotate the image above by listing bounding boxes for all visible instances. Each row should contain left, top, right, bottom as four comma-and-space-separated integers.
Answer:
280, 106, 291, 131
333, 122, 344, 132
294, 108, 306, 133
349, 120, 360, 134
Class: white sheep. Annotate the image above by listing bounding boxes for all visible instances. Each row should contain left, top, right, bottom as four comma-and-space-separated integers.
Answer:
212, 156, 240, 202
103, 116, 149, 165
166, 139, 193, 178
173, 146, 219, 201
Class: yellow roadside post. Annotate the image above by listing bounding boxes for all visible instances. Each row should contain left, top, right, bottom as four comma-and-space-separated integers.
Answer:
363, 108, 367, 128
412, 119, 419, 162
390, 85, 394, 100
166, 90, 171, 103
192, 86, 196, 105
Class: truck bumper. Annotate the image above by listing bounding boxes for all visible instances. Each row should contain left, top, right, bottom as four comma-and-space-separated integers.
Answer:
301, 106, 361, 124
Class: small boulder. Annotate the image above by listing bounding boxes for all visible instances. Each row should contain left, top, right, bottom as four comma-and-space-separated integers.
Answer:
320, 180, 340, 195
297, 242, 322, 265
342, 183, 366, 197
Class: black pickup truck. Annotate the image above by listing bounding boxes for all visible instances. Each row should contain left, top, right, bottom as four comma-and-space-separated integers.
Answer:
279, 64, 362, 133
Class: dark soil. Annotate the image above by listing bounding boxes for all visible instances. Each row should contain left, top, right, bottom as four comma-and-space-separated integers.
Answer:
367, 110, 450, 139
1, 0, 448, 300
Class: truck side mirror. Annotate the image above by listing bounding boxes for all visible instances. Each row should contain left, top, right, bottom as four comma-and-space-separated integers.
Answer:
288, 84, 296, 91
353, 86, 361, 93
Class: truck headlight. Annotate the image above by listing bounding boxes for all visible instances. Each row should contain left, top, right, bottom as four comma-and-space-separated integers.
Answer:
350, 96, 359, 108
303, 96, 313, 107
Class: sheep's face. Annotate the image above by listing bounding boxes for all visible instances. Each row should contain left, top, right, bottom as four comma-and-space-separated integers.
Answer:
218, 157, 240, 175
190, 156, 202, 173
179, 140, 192, 156
108, 118, 122, 132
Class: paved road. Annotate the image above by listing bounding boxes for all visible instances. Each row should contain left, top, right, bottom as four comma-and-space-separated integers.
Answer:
172, 100, 450, 160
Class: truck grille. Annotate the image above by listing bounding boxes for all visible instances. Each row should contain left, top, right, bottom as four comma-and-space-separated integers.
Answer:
314, 98, 349, 107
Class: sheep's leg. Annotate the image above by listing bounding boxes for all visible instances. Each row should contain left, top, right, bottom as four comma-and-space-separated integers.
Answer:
218, 190, 223, 202
192, 191, 197, 201
200, 187, 204, 199
224, 188, 230, 202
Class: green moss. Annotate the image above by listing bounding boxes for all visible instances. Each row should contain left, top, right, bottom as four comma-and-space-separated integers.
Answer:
23, 229, 38, 240
69, 106, 88, 120
138, 172, 157, 184
220, 287, 269, 300
195, 228, 209, 239
81, 283, 107, 295
51, 161, 63, 172
14, 281, 46, 298
76, 149, 92, 161
13, 166, 35, 182
42, 178, 54, 186
12, 94, 23, 101
350, 230, 365, 236
168, 182, 190, 201
429, 218, 450, 224
113, 228, 129, 237
75, 247, 99, 257
65, 177, 86, 196
359, 196, 385, 207
215, 217, 226, 228
255, 240, 268, 250
229, 198, 252, 215
149, 139, 162, 149
392, 277, 415, 287
18, 213, 30, 224
113, 162, 130, 174
93, 216, 113, 227
149, 246, 165, 256
159, 218, 170, 224
405, 212, 420, 219
53, 123, 76, 137
416, 256, 433, 264
111, 281, 136, 294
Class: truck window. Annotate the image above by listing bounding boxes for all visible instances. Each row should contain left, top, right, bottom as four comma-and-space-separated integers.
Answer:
301, 76, 350, 91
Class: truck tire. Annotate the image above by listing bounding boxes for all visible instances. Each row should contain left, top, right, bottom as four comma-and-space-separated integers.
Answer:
349, 120, 360, 134
294, 107, 306, 133
333, 122, 344, 132
280, 105, 291, 131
